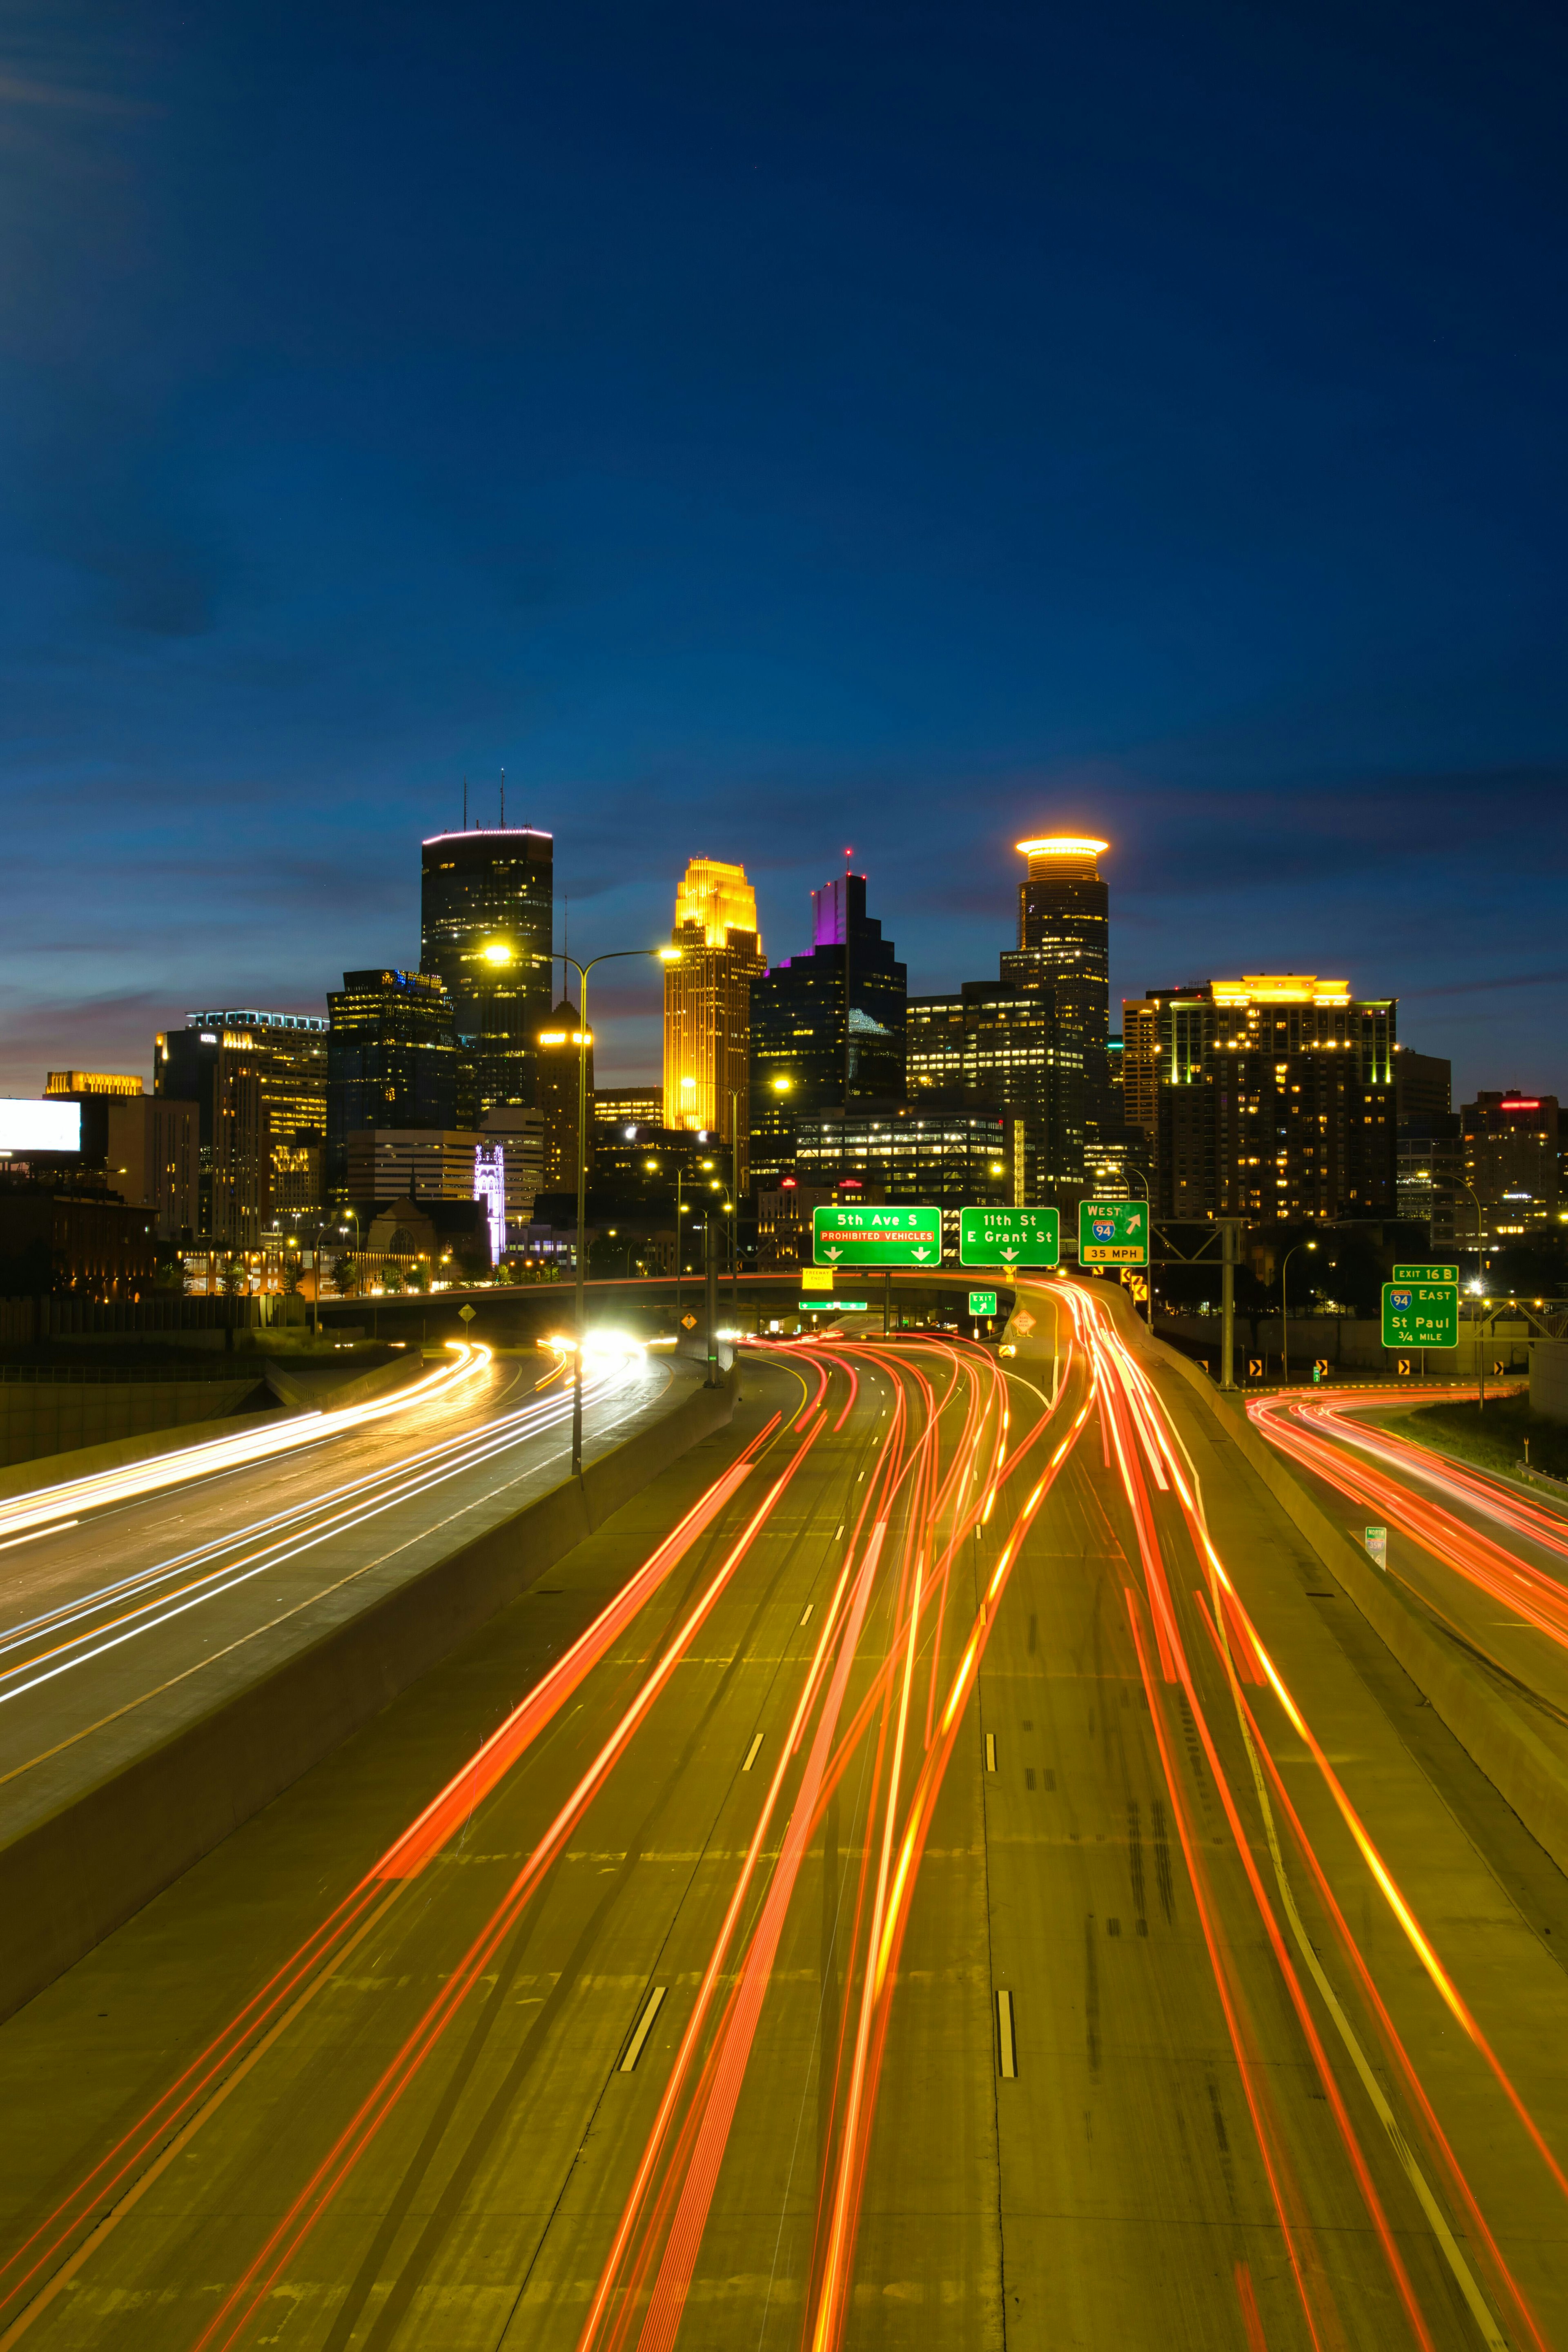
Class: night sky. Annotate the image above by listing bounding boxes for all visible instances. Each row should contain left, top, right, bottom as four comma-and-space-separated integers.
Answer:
2, 3, 1564, 1096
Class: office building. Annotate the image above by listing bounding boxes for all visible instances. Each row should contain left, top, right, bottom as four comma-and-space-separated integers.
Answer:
45, 1073, 198, 1243
749, 872, 906, 1190
906, 978, 1078, 1205
663, 858, 766, 1184
154, 1023, 268, 1247
1458, 1092, 1561, 1243
1394, 1048, 1452, 1123
187, 1010, 328, 1216
1122, 974, 1397, 1223
343, 1113, 542, 1241
420, 826, 554, 1120
595, 1085, 664, 1129
1392, 1050, 1456, 1238
791, 1102, 1022, 1216
537, 999, 594, 1192
1002, 836, 1112, 1154
325, 970, 459, 1200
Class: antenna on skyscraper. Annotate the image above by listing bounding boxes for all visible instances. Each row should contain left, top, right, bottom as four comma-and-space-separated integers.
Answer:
500, 768, 506, 829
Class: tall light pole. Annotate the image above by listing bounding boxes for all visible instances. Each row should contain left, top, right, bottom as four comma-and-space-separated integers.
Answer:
1459, 1175, 1487, 1409
1279, 1238, 1316, 1388
559, 944, 681, 1476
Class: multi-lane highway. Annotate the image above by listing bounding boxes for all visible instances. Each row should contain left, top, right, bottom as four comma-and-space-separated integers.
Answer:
1, 1283, 1567, 2348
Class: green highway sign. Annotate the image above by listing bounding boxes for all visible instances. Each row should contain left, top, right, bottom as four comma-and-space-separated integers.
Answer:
968, 1290, 998, 1318
1382, 1282, 1459, 1350
799, 1300, 868, 1313
1392, 1263, 1459, 1285
1078, 1198, 1150, 1267
958, 1205, 1059, 1268
813, 1204, 942, 1268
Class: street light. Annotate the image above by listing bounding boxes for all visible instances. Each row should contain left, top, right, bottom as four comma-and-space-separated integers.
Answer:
1279, 1239, 1317, 1389
559, 943, 680, 1475
1458, 1175, 1487, 1409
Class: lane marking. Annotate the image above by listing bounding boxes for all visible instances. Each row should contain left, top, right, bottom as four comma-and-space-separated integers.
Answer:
800, 1604, 814, 1626
742, 1733, 764, 1773
996, 1988, 1017, 2078
619, 1986, 667, 2074
984, 1732, 997, 1773
0, 1522, 78, 1555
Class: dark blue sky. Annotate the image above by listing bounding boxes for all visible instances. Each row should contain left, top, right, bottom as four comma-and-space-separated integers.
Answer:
2, 2, 1564, 1094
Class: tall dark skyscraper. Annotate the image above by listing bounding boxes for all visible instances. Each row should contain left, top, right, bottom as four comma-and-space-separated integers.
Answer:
1000, 835, 1112, 1165
420, 827, 554, 1120
748, 872, 906, 1189
325, 969, 459, 1199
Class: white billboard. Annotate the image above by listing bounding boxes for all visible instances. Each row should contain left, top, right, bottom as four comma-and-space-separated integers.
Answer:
0, 1099, 81, 1152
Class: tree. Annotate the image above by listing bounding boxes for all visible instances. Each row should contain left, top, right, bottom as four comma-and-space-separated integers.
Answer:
330, 1252, 360, 1297
220, 1255, 250, 1297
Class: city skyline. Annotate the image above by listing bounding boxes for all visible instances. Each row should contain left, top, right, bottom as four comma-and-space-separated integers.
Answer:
0, 814, 1533, 1108
1, 8, 1565, 1101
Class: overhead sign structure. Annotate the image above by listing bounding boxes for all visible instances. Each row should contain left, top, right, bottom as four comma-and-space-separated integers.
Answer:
1392, 1263, 1459, 1286
813, 1205, 941, 1267
1381, 1282, 1459, 1350
958, 1206, 1059, 1268
1078, 1199, 1149, 1267
968, 1290, 999, 1318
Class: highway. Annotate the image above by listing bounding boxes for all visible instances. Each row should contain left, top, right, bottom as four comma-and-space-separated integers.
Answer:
1252, 1385, 1568, 1767
0, 1284, 1566, 2347
0, 1337, 656, 1806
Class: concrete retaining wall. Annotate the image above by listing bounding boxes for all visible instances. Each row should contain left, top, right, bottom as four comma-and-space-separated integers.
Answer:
0, 1369, 737, 2021
0, 1377, 270, 1469
1103, 1284, 1568, 1880
1532, 1340, 1568, 1426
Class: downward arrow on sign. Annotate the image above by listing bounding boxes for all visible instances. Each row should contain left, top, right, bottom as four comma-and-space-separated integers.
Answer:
912, 1248, 931, 1261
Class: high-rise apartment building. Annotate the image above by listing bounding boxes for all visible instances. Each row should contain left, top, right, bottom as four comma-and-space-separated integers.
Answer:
325, 969, 459, 1199
537, 999, 594, 1192
187, 1009, 328, 1216
1123, 974, 1397, 1222
1458, 1092, 1561, 1243
1002, 836, 1112, 1159
420, 827, 554, 1120
749, 873, 906, 1190
154, 1023, 268, 1247
663, 858, 766, 1184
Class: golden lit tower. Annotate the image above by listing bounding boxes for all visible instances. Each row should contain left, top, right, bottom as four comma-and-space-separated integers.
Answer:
663, 858, 766, 1182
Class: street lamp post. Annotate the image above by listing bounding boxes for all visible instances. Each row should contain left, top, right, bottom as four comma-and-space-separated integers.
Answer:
559, 945, 680, 1476
1459, 1176, 1487, 1410
1279, 1239, 1317, 1389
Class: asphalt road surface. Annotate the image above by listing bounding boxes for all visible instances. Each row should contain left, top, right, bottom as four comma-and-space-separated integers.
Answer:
1, 1286, 1566, 2350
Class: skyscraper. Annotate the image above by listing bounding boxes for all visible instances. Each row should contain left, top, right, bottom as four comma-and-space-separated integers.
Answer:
420, 827, 553, 1120
663, 858, 766, 1183
325, 969, 459, 1199
1121, 973, 1396, 1222
185, 1009, 329, 1216
906, 978, 1076, 1206
1001, 835, 1112, 1165
749, 872, 906, 1191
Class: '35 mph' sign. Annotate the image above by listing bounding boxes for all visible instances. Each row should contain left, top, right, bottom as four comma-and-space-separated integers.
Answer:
1077, 1199, 1149, 1267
